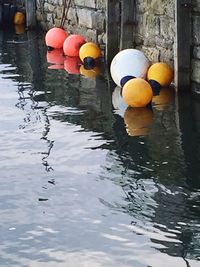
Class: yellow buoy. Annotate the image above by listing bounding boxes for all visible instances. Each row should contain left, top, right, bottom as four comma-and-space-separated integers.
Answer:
147, 62, 174, 88
124, 107, 154, 136
14, 12, 25, 25
79, 42, 101, 69
79, 42, 101, 61
122, 78, 153, 108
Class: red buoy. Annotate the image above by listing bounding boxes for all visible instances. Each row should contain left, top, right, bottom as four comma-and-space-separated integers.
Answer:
45, 27, 68, 49
63, 34, 86, 57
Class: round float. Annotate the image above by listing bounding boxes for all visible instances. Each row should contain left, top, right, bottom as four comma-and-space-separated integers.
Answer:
79, 42, 101, 68
45, 27, 67, 49
110, 49, 150, 87
122, 78, 153, 108
147, 62, 174, 90
63, 34, 86, 57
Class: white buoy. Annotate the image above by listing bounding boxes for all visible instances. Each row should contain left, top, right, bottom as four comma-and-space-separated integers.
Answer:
110, 49, 150, 87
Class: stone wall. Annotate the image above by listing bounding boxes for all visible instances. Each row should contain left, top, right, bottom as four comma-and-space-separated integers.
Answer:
36, 0, 106, 44
35, 0, 200, 90
36, 0, 175, 65
134, 0, 175, 67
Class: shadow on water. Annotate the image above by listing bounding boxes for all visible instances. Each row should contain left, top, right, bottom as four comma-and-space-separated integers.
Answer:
0, 28, 200, 266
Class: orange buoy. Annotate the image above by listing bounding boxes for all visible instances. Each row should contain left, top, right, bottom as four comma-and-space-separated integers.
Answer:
80, 65, 101, 78
124, 107, 154, 136
46, 49, 65, 65
45, 27, 68, 49
79, 42, 101, 69
152, 86, 175, 110
63, 34, 86, 57
122, 78, 153, 108
147, 62, 174, 90
64, 57, 81, 74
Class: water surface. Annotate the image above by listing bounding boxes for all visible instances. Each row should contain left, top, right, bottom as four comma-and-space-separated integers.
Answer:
0, 29, 200, 267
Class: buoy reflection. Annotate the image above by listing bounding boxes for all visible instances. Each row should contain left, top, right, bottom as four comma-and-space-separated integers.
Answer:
124, 107, 154, 137
112, 86, 128, 117
15, 24, 25, 35
152, 86, 175, 110
46, 49, 65, 65
64, 56, 81, 74
80, 64, 101, 78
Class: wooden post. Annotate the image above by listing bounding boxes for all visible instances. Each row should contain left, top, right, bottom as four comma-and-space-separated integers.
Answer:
25, 0, 37, 29
175, 0, 191, 90
120, 0, 135, 49
106, 0, 120, 64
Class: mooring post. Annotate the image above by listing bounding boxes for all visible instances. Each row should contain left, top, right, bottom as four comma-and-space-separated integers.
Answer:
120, 0, 135, 49
25, 0, 37, 29
106, 0, 120, 64
175, 0, 192, 90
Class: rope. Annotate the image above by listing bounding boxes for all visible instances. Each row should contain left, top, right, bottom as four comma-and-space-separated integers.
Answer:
60, 0, 67, 28
60, 0, 72, 29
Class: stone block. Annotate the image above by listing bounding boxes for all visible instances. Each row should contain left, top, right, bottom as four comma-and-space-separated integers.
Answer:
98, 33, 106, 45
74, 0, 96, 9
54, 18, 61, 27
193, 46, 200, 60
96, 0, 106, 10
192, 59, 200, 83
44, 3, 55, 13
144, 14, 160, 37
160, 17, 175, 41
141, 47, 160, 63
91, 11, 105, 31
86, 29, 98, 42
191, 81, 200, 95
193, 16, 200, 45
55, 6, 63, 20
160, 49, 174, 66
68, 7, 78, 25
77, 8, 93, 28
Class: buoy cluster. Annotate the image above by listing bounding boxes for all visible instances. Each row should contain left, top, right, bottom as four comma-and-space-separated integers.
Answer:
110, 48, 174, 108
45, 28, 175, 137
45, 27, 101, 77
111, 48, 174, 136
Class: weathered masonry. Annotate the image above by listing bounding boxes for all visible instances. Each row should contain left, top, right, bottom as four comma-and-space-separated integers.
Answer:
18, 1, 200, 93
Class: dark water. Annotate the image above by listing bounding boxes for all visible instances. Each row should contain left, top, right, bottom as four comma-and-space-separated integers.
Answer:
0, 29, 200, 267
